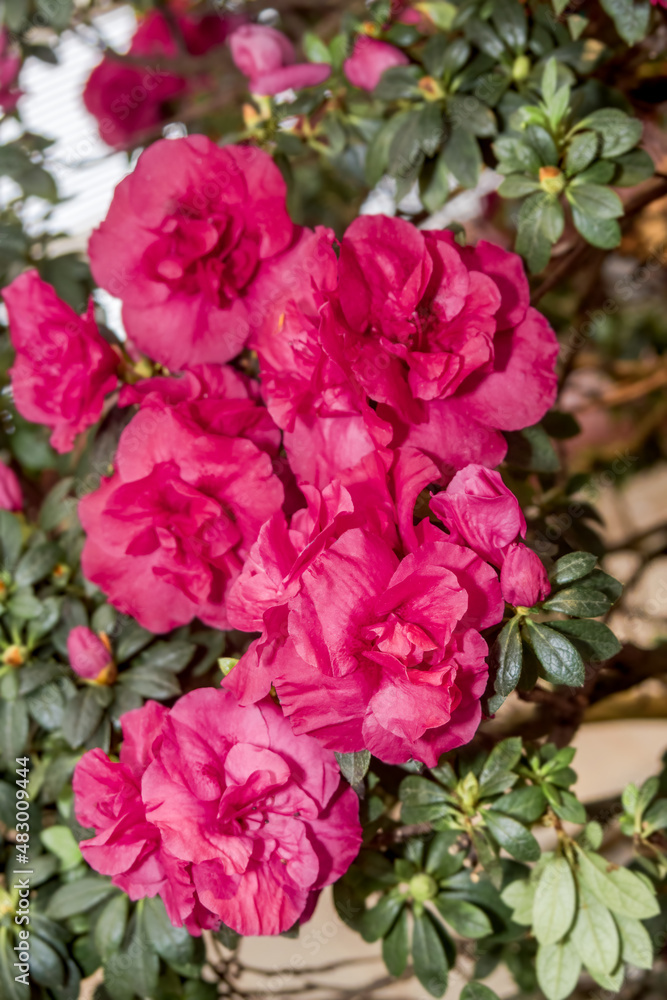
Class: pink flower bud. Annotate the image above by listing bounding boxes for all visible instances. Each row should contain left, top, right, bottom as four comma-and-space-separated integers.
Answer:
0, 462, 21, 511
343, 37, 410, 92
500, 543, 551, 608
67, 626, 116, 684
229, 24, 331, 96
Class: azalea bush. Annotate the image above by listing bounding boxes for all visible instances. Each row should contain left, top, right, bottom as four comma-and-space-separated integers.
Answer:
1, 1, 667, 999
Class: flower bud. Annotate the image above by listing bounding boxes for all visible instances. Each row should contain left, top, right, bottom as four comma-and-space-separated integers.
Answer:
539, 166, 565, 196
67, 626, 117, 685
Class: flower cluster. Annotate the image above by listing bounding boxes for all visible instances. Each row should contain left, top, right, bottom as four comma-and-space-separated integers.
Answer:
84, 10, 233, 148
74, 690, 361, 936
4, 134, 559, 930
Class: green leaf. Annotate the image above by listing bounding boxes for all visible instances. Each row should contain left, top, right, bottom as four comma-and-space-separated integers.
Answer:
0, 697, 28, 762
523, 620, 585, 687
550, 551, 598, 585
365, 113, 411, 187
434, 896, 492, 938
421, 34, 449, 77
491, 0, 527, 51
483, 810, 540, 862
14, 542, 61, 587
536, 939, 582, 1000
498, 174, 541, 198
442, 39, 471, 79
491, 785, 547, 823
479, 737, 522, 793
46, 879, 116, 920
567, 183, 624, 219
525, 125, 559, 166
143, 896, 195, 965
548, 619, 621, 662
515, 192, 559, 274
460, 986, 501, 1000
541, 57, 558, 105
532, 857, 577, 945
115, 620, 153, 662
420, 149, 450, 213
360, 894, 405, 943
547, 787, 587, 824
122, 665, 181, 700
7, 589, 43, 619
612, 148, 654, 186
400, 776, 450, 823
426, 831, 464, 879
465, 17, 505, 59
572, 882, 620, 973
335, 750, 371, 786
94, 893, 129, 960
447, 95, 496, 138
643, 797, 667, 832
373, 65, 422, 101
577, 569, 622, 602
574, 160, 616, 185
565, 131, 599, 176
444, 127, 482, 189
542, 586, 611, 617
419, 104, 445, 159
28, 935, 65, 988
500, 878, 535, 925
493, 136, 541, 175
575, 849, 659, 919
302, 31, 331, 63
412, 911, 449, 997
27, 596, 63, 645
598, 0, 650, 46
505, 424, 560, 472
61, 688, 105, 748
135, 639, 195, 673
491, 618, 523, 699
570, 210, 621, 249
614, 912, 653, 969
0, 510, 23, 571
382, 906, 409, 977
417, 1, 457, 30
105, 922, 159, 1000
40, 825, 82, 871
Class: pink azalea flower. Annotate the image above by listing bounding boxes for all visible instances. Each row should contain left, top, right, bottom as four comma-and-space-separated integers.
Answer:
0, 29, 22, 113
225, 519, 503, 766
500, 542, 551, 608
229, 24, 331, 96
83, 11, 232, 149
88, 137, 295, 370
431, 464, 550, 608
2, 270, 119, 454
430, 465, 526, 566
73, 690, 362, 936
343, 37, 410, 92
79, 373, 284, 633
0, 462, 21, 511
67, 626, 116, 684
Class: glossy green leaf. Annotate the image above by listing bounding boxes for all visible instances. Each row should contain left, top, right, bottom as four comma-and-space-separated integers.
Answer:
523, 620, 585, 687
533, 858, 577, 945
434, 896, 492, 938
483, 810, 540, 862
550, 551, 598, 585
615, 912, 653, 969
382, 906, 409, 977
412, 911, 449, 997
572, 882, 620, 973
536, 938, 582, 1000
